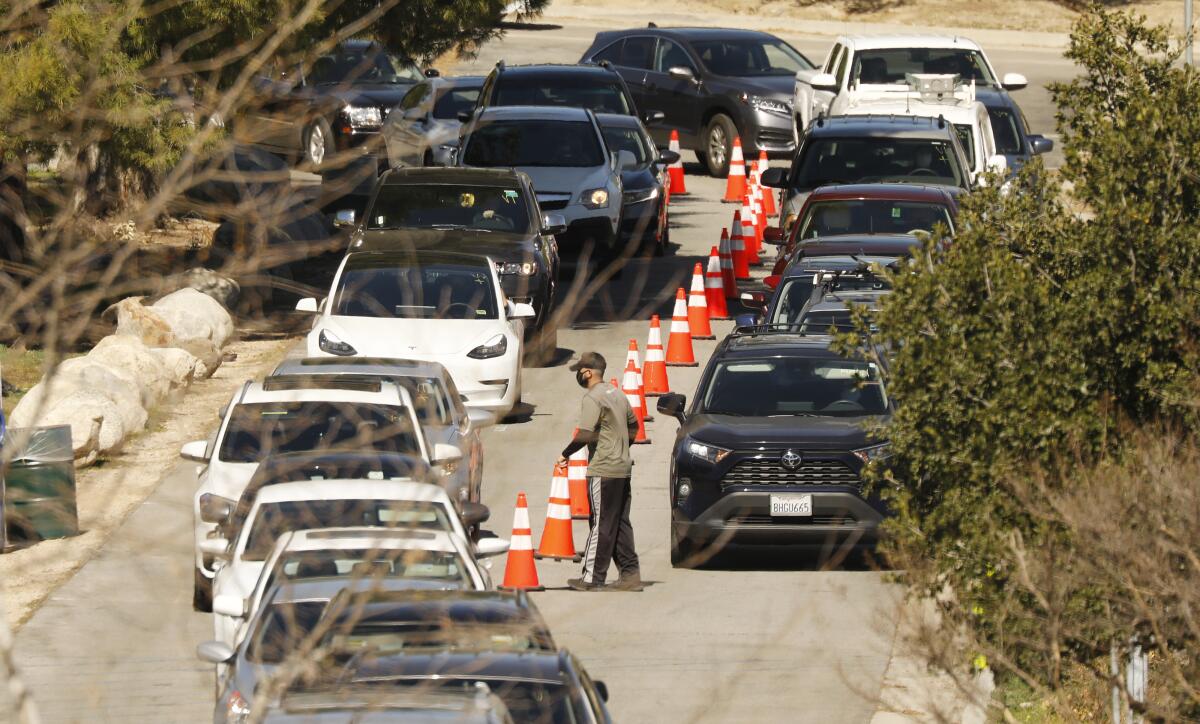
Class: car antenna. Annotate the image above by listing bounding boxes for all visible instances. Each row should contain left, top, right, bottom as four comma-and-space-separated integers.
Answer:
937, 113, 945, 128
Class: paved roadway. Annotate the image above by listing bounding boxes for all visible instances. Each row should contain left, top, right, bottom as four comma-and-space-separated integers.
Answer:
2, 15, 1079, 724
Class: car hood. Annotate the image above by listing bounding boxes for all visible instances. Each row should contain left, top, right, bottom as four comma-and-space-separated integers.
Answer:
323, 84, 415, 108
516, 165, 610, 195
620, 167, 657, 190
321, 317, 511, 357
684, 413, 888, 450
357, 229, 535, 263
719, 74, 794, 101
205, 462, 261, 501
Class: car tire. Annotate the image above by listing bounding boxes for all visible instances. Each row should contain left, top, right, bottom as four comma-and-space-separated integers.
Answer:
303, 118, 334, 170
193, 568, 213, 612
670, 532, 695, 568
701, 113, 738, 178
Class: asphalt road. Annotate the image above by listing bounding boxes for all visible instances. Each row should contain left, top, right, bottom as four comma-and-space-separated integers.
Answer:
1, 15, 1079, 724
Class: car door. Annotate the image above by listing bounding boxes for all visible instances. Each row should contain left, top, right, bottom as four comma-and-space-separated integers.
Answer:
247, 63, 309, 153
644, 37, 705, 146
610, 36, 656, 118
385, 82, 432, 167
822, 45, 851, 117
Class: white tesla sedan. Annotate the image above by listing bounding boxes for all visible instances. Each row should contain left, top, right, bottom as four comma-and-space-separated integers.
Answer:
298, 250, 532, 417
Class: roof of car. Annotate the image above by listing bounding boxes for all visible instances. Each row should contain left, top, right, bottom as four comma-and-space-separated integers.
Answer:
475, 104, 594, 122
275, 527, 461, 554
636, 26, 782, 41
803, 183, 960, 204
495, 62, 621, 79
837, 34, 984, 52
239, 379, 411, 407
344, 249, 493, 270
806, 114, 959, 139
437, 74, 484, 87
255, 450, 430, 472
267, 688, 507, 720
273, 357, 450, 381
251, 480, 451, 505
594, 112, 644, 129
791, 234, 923, 261
344, 649, 573, 685
379, 167, 524, 187
716, 329, 850, 356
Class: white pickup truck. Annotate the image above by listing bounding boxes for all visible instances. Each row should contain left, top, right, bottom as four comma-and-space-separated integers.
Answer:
792, 35, 1028, 139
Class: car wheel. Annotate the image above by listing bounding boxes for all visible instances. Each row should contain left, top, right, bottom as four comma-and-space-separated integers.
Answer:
702, 114, 737, 178
193, 568, 213, 612
303, 118, 334, 169
670, 532, 695, 568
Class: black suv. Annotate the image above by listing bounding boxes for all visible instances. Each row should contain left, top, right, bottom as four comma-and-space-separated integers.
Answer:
657, 330, 891, 566
471, 61, 650, 121
581, 26, 814, 176
342, 167, 561, 351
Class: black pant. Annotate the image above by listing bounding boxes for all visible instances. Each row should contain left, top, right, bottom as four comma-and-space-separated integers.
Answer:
581, 475, 639, 584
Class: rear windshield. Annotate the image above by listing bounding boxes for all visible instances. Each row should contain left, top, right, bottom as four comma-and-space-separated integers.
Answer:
495, 77, 631, 114
262, 548, 470, 593
243, 500, 451, 561
368, 184, 530, 233
219, 402, 421, 463
850, 48, 996, 86
771, 273, 891, 326
463, 120, 605, 168
432, 86, 481, 120
700, 357, 888, 417
797, 199, 953, 239
334, 260, 497, 320
795, 137, 966, 189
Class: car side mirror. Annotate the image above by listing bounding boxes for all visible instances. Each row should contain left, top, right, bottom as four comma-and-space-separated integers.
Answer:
198, 494, 234, 524
667, 66, 695, 82
423, 68, 440, 78
1029, 135, 1053, 155
740, 291, 768, 312
467, 408, 496, 428
657, 149, 680, 166
196, 641, 236, 665
509, 302, 536, 320
180, 440, 208, 462
811, 72, 838, 92
333, 209, 356, 227
643, 110, 666, 124
294, 297, 319, 313
433, 443, 464, 465
760, 167, 787, 188
656, 392, 687, 423
616, 149, 637, 170
1001, 72, 1028, 91
212, 594, 246, 619
199, 537, 231, 558
460, 501, 491, 528
541, 213, 567, 236
474, 537, 510, 558
594, 680, 609, 702
762, 227, 785, 245
457, 110, 473, 123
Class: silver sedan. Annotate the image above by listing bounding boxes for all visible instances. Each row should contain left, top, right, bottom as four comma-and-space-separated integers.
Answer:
384, 75, 483, 168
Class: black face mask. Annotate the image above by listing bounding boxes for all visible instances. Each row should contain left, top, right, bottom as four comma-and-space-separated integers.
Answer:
575, 370, 589, 388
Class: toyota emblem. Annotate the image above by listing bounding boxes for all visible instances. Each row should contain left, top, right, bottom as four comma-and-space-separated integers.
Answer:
780, 449, 802, 470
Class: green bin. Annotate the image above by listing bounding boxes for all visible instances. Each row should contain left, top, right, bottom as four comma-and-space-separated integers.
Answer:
2, 425, 78, 549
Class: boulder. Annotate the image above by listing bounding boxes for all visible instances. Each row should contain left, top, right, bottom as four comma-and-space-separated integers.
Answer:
149, 346, 203, 387
151, 287, 234, 349
107, 296, 174, 347
177, 267, 240, 308
174, 338, 223, 379
11, 389, 129, 464
12, 358, 147, 437
86, 335, 172, 408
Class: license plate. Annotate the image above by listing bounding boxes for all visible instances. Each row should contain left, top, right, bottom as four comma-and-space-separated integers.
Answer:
770, 493, 812, 517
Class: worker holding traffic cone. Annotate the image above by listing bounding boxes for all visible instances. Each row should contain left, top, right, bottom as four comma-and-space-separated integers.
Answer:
643, 316, 670, 396
730, 210, 751, 280
718, 228, 740, 297
624, 340, 652, 421
740, 195, 762, 266
500, 492, 543, 591
705, 247, 731, 320
688, 263, 714, 340
721, 136, 748, 203
558, 352, 642, 592
757, 151, 777, 216
666, 288, 698, 366
621, 359, 651, 445
536, 462, 580, 562
667, 130, 687, 195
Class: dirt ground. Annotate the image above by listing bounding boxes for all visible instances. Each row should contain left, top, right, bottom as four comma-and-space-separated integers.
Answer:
0, 337, 291, 630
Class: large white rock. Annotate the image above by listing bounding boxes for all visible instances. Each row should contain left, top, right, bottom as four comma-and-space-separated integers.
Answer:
148, 346, 203, 387
86, 335, 172, 408
12, 358, 147, 439
151, 287, 234, 349
107, 296, 174, 347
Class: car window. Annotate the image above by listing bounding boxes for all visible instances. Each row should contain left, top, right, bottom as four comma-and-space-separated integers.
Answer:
691, 38, 810, 76
771, 273, 891, 326
310, 47, 421, 86
952, 124, 976, 168
797, 199, 953, 238
834, 47, 850, 88
592, 39, 624, 65
987, 106, 1023, 155
463, 119, 605, 168
368, 183, 531, 233
700, 356, 888, 417
620, 37, 655, 70
798, 309, 857, 334
265, 548, 470, 591
850, 48, 996, 86
824, 43, 843, 73
601, 125, 650, 165
432, 86, 481, 120
795, 137, 966, 189
398, 83, 429, 111
246, 601, 327, 664
494, 77, 631, 114
243, 500, 452, 560
655, 39, 695, 73
334, 259, 499, 320
218, 402, 422, 463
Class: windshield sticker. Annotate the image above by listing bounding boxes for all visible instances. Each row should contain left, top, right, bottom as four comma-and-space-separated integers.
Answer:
502, 189, 519, 203
459, 192, 475, 207
891, 207, 901, 218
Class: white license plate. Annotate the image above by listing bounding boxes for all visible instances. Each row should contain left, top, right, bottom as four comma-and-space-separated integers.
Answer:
769, 493, 813, 517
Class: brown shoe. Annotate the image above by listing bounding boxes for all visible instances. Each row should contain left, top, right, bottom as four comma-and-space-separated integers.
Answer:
612, 574, 644, 591
567, 577, 608, 591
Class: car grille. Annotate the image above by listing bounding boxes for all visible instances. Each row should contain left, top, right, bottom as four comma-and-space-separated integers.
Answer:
756, 128, 794, 150
538, 199, 570, 210
721, 457, 860, 488
728, 513, 859, 526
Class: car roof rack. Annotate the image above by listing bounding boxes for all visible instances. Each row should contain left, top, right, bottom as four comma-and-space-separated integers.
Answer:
727, 323, 811, 337
260, 375, 385, 394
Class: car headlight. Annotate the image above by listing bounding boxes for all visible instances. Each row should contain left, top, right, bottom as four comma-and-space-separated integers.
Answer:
685, 438, 731, 465
495, 260, 537, 276
467, 334, 508, 359
580, 188, 609, 209
344, 105, 382, 129
622, 186, 659, 205
852, 442, 892, 464
226, 690, 251, 724
318, 329, 357, 356
741, 94, 792, 118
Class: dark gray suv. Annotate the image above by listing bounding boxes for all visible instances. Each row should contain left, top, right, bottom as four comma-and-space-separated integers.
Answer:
581, 26, 814, 176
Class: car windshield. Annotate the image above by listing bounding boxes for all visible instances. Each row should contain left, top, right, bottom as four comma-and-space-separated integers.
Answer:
219, 402, 421, 463
463, 120, 605, 168
701, 356, 888, 417
601, 125, 651, 165
987, 106, 1023, 155
310, 48, 422, 86
432, 86, 481, 120
796, 138, 966, 189
339, 679, 580, 724
771, 272, 892, 326
798, 309, 858, 335
495, 77, 631, 114
797, 200, 953, 238
850, 48, 996, 86
334, 259, 498, 320
247, 601, 327, 664
263, 548, 470, 593
243, 500, 452, 561
691, 38, 811, 76
367, 184, 530, 233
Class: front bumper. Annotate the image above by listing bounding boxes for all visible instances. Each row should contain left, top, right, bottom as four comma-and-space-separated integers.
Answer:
618, 195, 665, 247
743, 109, 797, 157
555, 217, 618, 260
673, 489, 882, 547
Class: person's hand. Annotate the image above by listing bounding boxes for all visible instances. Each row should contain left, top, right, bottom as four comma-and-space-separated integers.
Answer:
556, 456, 568, 468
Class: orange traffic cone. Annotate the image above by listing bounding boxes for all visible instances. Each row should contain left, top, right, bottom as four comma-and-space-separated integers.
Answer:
500, 492, 544, 591
705, 246, 730, 320
643, 315, 671, 395
567, 436, 590, 519
624, 340, 652, 421
535, 463, 580, 562
688, 263, 714, 340
730, 210, 751, 280
718, 228, 740, 298
622, 359, 651, 445
721, 136, 748, 203
741, 195, 762, 267
667, 129, 687, 195
749, 162, 766, 246
665, 288, 698, 367
758, 151, 777, 216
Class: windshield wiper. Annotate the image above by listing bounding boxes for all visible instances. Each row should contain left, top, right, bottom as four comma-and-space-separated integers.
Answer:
767, 413, 820, 417
430, 223, 492, 232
